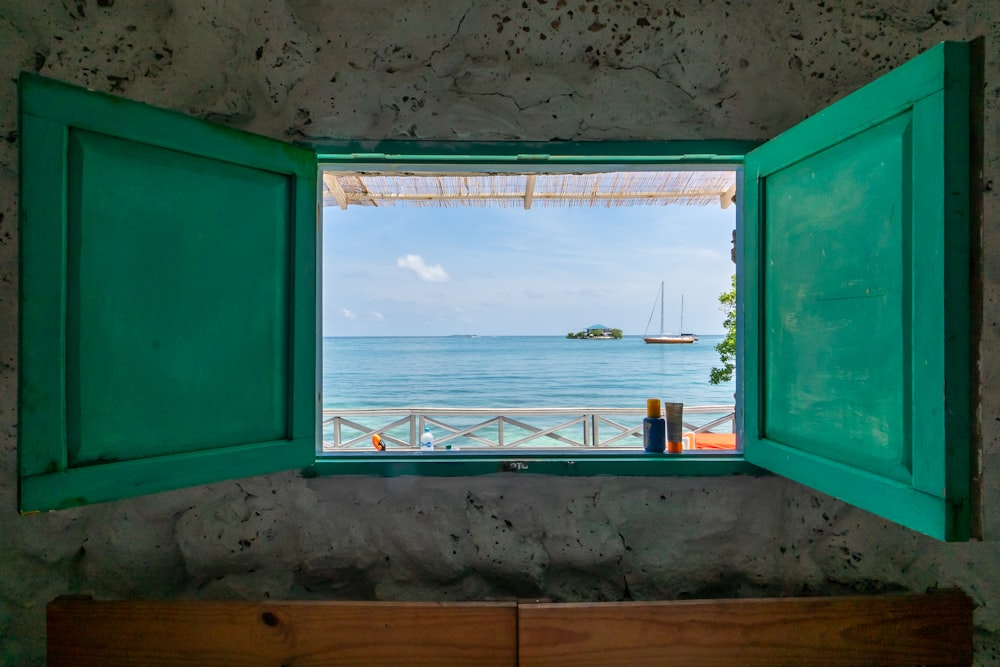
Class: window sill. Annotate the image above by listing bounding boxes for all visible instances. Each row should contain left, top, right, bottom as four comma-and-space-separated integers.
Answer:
306, 451, 764, 478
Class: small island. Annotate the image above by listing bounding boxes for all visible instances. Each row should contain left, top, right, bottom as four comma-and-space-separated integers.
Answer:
566, 324, 623, 340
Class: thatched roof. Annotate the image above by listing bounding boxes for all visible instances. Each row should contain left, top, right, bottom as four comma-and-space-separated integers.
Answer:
322, 170, 737, 210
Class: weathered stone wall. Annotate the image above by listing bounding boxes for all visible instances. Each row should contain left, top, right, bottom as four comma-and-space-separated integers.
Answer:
1, 1, 998, 663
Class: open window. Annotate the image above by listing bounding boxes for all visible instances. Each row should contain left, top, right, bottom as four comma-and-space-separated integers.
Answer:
18, 41, 980, 541
315, 164, 745, 467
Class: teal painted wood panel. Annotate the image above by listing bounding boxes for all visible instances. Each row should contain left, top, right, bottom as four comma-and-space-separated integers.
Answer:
742, 42, 974, 541
315, 140, 760, 167
19, 73, 318, 512
66, 130, 291, 464
762, 114, 911, 484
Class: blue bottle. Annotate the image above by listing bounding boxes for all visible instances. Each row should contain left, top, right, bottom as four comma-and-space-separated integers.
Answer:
643, 398, 666, 453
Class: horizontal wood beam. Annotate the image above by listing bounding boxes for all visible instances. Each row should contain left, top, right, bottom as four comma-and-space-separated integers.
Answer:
339, 189, 731, 203
48, 598, 518, 667
518, 592, 973, 667
47, 592, 971, 667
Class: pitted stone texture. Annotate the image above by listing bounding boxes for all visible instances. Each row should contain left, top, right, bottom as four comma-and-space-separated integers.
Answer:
537, 492, 626, 601
278, 0, 972, 142
192, 570, 299, 601
1, 1, 999, 664
77, 505, 187, 598
175, 473, 316, 585
0, 1, 974, 143
294, 493, 384, 599
601, 476, 790, 599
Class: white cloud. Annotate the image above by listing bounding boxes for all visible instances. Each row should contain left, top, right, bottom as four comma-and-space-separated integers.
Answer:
340, 308, 356, 319
371, 311, 384, 320
397, 254, 450, 282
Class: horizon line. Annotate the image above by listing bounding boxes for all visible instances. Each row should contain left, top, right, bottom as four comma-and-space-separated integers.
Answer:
321, 332, 727, 338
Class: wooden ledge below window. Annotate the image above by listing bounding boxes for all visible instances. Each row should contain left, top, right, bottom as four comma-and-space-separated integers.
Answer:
47, 591, 973, 666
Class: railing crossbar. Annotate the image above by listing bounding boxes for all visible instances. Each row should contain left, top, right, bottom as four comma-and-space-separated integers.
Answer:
594, 416, 643, 447
334, 416, 412, 449
501, 416, 587, 448
320, 407, 735, 450
422, 416, 501, 448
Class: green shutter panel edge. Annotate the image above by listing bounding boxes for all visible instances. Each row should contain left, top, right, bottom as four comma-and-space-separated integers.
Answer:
740, 41, 978, 541
18, 73, 318, 512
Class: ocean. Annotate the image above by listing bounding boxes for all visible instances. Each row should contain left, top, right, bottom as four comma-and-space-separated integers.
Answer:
322, 335, 734, 410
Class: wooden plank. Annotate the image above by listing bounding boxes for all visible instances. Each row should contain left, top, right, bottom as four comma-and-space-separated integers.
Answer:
352, 189, 732, 202
323, 171, 349, 209
48, 598, 517, 667
518, 592, 973, 667
524, 173, 536, 209
720, 183, 736, 208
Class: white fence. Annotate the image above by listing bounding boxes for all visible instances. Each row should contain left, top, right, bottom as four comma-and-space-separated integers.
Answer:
320, 406, 735, 451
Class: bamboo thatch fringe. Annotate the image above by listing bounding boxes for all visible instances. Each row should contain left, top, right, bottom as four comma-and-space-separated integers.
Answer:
323, 170, 737, 210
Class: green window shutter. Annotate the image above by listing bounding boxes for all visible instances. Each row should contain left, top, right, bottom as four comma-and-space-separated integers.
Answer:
741, 42, 977, 541
18, 73, 318, 512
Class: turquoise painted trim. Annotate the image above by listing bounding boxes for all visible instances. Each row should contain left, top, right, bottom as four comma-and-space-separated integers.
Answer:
19, 73, 306, 174
289, 164, 319, 448
910, 92, 947, 496
740, 163, 761, 447
939, 41, 974, 521
315, 140, 758, 166
18, 112, 68, 476
748, 44, 952, 177
734, 167, 747, 453
308, 453, 763, 478
744, 439, 948, 538
21, 438, 315, 512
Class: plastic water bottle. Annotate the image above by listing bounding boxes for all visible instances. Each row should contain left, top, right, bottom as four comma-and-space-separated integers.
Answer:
419, 426, 434, 451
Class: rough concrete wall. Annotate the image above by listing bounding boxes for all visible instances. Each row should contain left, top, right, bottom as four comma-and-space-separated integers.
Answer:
0, 1, 998, 663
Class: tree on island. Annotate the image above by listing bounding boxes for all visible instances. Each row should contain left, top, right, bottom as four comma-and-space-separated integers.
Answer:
709, 274, 736, 384
566, 328, 623, 339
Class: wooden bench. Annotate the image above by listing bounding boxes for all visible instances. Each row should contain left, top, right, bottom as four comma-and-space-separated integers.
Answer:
47, 591, 973, 666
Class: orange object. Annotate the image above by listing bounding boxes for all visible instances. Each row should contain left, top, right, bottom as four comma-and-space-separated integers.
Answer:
663, 402, 683, 453
692, 432, 737, 450
372, 433, 386, 451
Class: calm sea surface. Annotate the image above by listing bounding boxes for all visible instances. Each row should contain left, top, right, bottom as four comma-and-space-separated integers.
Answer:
322, 335, 734, 410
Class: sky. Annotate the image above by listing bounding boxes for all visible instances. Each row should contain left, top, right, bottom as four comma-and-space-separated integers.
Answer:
322, 199, 736, 337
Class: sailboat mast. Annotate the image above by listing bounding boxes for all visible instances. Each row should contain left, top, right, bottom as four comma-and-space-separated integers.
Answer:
680, 294, 684, 333
660, 281, 665, 336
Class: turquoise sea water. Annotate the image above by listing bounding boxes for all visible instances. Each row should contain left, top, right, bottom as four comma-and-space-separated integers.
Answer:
322, 335, 734, 410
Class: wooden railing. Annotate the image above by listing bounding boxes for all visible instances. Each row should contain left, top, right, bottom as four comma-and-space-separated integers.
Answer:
320, 406, 735, 451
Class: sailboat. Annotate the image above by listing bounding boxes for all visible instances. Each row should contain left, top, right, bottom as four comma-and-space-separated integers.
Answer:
643, 281, 698, 344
